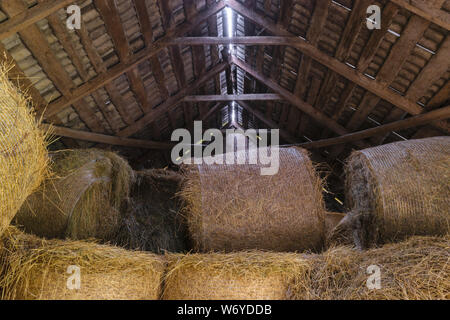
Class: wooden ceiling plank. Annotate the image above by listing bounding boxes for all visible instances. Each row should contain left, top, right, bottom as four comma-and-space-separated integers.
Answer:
44, 124, 174, 149
357, 3, 400, 72
117, 61, 229, 138
126, 67, 152, 113
44, 0, 226, 118
1, 1, 74, 96
294, 0, 329, 98
95, 0, 130, 63
104, 82, 135, 125
222, 2, 428, 117
150, 55, 170, 100
72, 98, 105, 133
169, 46, 187, 89
238, 100, 297, 144
206, 0, 221, 93
406, 35, 450, 102
133, 0, 153, 46
301, 105, 450, 149
183, 93, 283, 102
232, 57, 368, 146
91, 91, 122, 132
37, 0, 89, 81
0, 0, 76, 41
335, 0, 371, 61
377, 15, 430, 86
390, 0, 450, 30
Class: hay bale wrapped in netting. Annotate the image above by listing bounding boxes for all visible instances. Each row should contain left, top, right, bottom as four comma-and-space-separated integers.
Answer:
0, 227, 166, 300
180, 147, 326, 252
14, 149, 134, 241
294, 235, 450, 300
115, 169, 189, 253
331, 137, 450, 248
0, 63, 48, 238
162, 251, 309, 300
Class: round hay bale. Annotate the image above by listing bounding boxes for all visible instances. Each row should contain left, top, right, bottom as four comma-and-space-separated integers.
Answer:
162, 251, 309, 300
115, 169, 189, 253
0, 227, 166, 300
333, 137, 450, 248
0, 63, 48, 238
14, 149, 134, 241
294, 235, 450, 300
180, 147, 326, 252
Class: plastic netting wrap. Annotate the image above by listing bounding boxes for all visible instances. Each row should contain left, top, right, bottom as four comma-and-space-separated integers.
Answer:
333, 137, 450, 248
0, 64, 48, 237
15, 149, 133, 241
180, 147, 326, 252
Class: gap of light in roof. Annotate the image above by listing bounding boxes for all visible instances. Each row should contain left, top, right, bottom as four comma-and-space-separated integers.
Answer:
225, 7, 233, 51
225, 6, 236, 124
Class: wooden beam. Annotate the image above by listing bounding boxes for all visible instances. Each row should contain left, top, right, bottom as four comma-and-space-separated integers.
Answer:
0, 0, 76, 41
357, 3, 400, 72
390, 0, 450, 31
232, 57, 366, 144
126, 67, 151, 113
37, 0, 89, 81
294, 0, 330, 99
206, 0, 221, 93
95, 0, 130, 63
201, 102, 225, 122
300, 105, 450, 149
104, 83, 135, 125
377, 15, 430, 87
406, 35, 450, 102
44, 124, 174, 150
117, 61, 229, 138
43, 0, 226, 118
91, 90, 121, 132
71, 98, 105, 133
133, 0, 153, 45
149, 56, 169, 100
1, 1, 74, 97
177, 35, 425, 118
238, 100, 297, 144
334, 0, 370, 61
169, 46, 187, 88
183, 94, 283, 102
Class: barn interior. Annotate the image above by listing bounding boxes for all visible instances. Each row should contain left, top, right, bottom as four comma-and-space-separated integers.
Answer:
0, 0, 448, 301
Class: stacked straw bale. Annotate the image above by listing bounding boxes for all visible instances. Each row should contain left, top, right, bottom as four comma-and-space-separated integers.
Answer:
295, 235, 449, 300
0, 227, 165, 300
329, 137, 450, 248
0, 64, 48, 238
163, 236, 449, 300
332, 137, 450, 248
180, 147, 326, 252
15, 149, 134, 241
115, 169, 188, 253
163, 251, 309, 300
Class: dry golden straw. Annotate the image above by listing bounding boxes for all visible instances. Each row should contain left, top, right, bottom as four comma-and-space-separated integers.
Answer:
115, 169, 188, 253
163, 251, 309, 300
0, 227, 166, 300
179, 147, 326, 252
295, 235, 450, 300
15, 149, 134, 241
331, 137, 450, 248
0, 62, 48, 238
